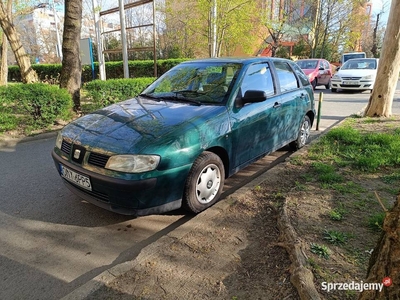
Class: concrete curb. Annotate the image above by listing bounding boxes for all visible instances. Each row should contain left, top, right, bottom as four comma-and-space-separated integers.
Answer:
0, 130, 59, 148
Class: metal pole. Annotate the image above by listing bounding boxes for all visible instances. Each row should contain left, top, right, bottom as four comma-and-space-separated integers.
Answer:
52, 0, 62, 60
92, 0, 106, 80
152, 0, 157, 77
119, 0, 129, 78
211, 0, 217, 58
316, 92, 323, 131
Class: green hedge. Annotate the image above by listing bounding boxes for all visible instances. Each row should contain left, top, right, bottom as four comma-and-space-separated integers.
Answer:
0, 84, 72, 132
84, 77, 155, 111
8, 59, 188, 83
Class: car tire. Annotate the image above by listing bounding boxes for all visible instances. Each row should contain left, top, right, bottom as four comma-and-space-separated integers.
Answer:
325, 80, 331, 89
289, 115, 311, 151
311, 79, 317, 90
183, 151, 225, 214
331, 88, 337, 93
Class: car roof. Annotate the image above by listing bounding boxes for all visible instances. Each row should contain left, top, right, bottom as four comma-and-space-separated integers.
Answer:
179, 57, 293, 65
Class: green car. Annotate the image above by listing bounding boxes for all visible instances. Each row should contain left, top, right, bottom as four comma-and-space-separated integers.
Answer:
52, 57, 315, 216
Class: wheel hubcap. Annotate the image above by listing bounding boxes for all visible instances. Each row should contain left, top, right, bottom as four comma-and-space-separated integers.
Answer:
195, 164, 221, 204
300, 119, 310, 145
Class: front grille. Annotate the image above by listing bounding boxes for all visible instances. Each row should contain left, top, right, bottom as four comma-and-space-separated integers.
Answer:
88, 152, 110, 168
64, 180, 110, 203
61, 140, 72, 155
342, 77, 361, 80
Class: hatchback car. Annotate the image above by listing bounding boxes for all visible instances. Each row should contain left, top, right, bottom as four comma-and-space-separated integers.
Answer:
331, 58, 378, 93
52, 57, 315, 216
296, 58, 332, 89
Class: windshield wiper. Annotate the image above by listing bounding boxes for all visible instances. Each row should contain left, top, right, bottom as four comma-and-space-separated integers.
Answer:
139, 93, 161, 101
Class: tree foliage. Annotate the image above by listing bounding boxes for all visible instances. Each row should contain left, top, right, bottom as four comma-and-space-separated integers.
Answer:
164, 0, 259, 57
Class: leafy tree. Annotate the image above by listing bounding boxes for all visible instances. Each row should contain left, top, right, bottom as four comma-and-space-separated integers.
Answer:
165, 0, 258, 58
0, 0, 38, 83
60, 0, 83, 112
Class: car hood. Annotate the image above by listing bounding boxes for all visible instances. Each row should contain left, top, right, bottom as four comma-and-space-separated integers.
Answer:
301, 69, 316, 75
62, 97, 228, 154
336, 69, 377, 78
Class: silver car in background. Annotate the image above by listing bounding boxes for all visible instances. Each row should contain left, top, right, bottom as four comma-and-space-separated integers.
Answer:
331, 58, 379, 93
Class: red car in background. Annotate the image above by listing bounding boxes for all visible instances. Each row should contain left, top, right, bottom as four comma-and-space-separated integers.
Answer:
296, 59, 332, 90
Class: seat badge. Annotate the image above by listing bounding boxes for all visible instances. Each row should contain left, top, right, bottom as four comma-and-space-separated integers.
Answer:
74, 149, 81, 160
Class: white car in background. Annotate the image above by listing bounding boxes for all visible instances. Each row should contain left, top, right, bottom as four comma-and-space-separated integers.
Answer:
331, 58, 379, 93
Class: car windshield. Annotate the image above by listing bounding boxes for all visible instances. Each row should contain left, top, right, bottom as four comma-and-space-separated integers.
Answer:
141, 62, 242, 105
341, 59, 377, 70
296, 60, 318, 69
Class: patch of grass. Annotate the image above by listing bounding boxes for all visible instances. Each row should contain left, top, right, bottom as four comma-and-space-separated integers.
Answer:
381, 171, 400, 184
323, 229, 349, 245
328, 206, 347, 221
367, 212, 385, 231
312, 162, 344, 184
330, 181, 365, 194
310, 243, 330, 259
294, 181, 308, 191
290, 156, 304, 166
310, 123, 400, 173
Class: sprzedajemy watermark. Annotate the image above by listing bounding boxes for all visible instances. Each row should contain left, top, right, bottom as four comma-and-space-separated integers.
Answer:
321, 277, 393, 293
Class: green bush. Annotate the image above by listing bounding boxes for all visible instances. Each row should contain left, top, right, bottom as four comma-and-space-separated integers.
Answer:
84, 77, 155, 110
8, 59, 188, 83
0, 83, 72, 130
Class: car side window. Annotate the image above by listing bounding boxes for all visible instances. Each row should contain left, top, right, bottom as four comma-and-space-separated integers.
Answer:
241, 63, 275, 97
273, 61, 299, 92
288, 63, 309, 87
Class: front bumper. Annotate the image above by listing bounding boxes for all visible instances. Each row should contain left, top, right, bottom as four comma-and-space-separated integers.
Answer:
331, 80, 374, 90
52, 150, 186, 215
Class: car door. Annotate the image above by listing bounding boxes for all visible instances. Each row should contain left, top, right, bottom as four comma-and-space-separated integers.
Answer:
228, 62, 282, 172
318, 60, 331, 85
271, 60, 305, 144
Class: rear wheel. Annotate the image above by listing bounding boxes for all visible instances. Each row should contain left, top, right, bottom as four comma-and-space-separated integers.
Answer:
183, 151, 225, 213
289, 115, 311, 151
325, 79, 331, 89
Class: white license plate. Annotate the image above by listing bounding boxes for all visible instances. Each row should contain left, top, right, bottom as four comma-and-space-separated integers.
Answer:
343, 80, 358, 85
60, 164, 92, 191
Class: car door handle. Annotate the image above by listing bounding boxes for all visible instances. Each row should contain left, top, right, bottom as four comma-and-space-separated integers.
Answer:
273, 102, 281, 108
300, 93, 306, 99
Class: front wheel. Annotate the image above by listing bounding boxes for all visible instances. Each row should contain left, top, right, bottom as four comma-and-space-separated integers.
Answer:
183, 151, 225, 214
311, 79, 317, 90
331, 88, 337, 93
289, 115, 311, 151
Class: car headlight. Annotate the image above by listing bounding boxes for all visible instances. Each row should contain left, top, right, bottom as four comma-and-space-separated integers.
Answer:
332, 75, 341, 80
362, 74, 373, 80
105, 154, 160, 173
56, 132, 63, 149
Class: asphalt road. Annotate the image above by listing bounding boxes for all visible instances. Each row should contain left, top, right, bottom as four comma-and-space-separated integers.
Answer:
1, 85, 399, 299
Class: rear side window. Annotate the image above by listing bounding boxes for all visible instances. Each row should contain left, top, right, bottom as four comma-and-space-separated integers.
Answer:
273, 61, 299, 92
290, 63, 310, 87
241, 63, 275, 96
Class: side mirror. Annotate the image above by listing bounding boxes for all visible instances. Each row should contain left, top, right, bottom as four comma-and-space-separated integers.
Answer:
236, 90, 267, 107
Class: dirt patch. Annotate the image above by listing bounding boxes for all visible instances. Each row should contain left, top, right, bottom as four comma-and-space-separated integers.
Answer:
84, 116, 400, 300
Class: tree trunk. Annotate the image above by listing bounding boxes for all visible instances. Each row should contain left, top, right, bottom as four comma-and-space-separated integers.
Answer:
364, 0, 400, 117
60, 0, 82, 112
0, 0, 12, 86
358, 194, 400, 300
0, 1, 38, 83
